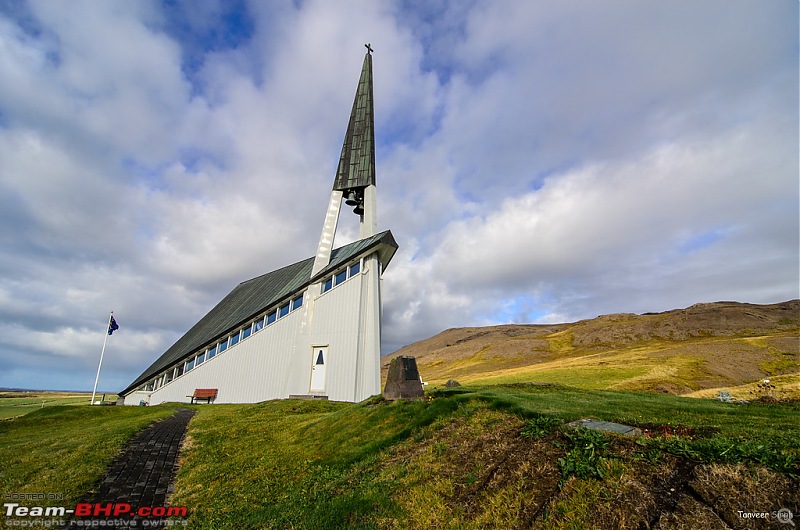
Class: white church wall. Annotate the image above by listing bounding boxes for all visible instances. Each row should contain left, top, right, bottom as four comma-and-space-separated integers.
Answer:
129, 308, 306, 405
125, 390, 152, 406
313, 290, 360, 400
357, 254, 382, 401
309, 254, 381, 402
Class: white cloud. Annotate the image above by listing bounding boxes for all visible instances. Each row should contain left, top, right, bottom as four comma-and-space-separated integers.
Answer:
435, 122, 791, 288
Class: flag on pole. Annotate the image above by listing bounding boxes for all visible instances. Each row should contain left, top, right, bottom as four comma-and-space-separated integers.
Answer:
108, 316, 119, 335
93, 311, 116, 405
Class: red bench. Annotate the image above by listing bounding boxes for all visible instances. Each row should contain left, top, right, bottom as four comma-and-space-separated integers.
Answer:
190, 388, 218, 404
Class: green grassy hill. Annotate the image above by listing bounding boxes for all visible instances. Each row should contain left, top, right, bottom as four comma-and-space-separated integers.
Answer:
383, 300, 800, 400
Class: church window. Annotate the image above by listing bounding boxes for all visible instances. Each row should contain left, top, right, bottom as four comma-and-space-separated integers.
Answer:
349, 261, 360, 276
267, 311, 277, 325
185, 357, 195, 372
230, 332, 240, 347
175, 364, 184, 377
335, 269, 348, 286
322, 277, 333, 292
279, 302, 290, 318
196, 351, 205, 365
145, 381, 154, 391
207, 345, 217, 360
253, 317, 264, 333
242, 324, 252, 340
165, 370, 174, 384
218, 340, 228, 353
291, 294, 303, 311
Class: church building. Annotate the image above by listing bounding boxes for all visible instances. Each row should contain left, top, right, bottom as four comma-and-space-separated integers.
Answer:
120, 46, 397, 405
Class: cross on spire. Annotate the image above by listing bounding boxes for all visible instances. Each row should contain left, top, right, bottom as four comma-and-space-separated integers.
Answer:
365, 43, 373, 55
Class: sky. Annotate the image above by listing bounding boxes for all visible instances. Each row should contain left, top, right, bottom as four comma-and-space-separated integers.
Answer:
0, 0, 797, 392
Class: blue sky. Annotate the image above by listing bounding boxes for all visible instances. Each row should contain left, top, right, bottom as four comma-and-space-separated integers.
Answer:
0, 0, 797, 392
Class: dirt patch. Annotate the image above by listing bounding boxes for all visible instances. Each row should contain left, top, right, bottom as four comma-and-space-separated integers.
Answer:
379, 408, 563, 529
653, 494, 730, 529
652, 382, 696, 395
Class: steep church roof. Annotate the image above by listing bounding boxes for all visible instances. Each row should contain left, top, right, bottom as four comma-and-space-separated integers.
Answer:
121, 230, 397, 395
333, 46, 375, 191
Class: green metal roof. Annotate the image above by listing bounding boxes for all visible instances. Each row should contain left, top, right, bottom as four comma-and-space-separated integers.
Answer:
121, 230, 397, 395
333, 49, 375, 191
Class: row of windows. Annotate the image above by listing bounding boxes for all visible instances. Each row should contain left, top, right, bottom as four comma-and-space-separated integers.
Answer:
322, 260, 361, 293
142, 292, 305, 392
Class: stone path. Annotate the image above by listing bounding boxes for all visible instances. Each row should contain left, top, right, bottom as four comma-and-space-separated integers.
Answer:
64, 408, 195, 526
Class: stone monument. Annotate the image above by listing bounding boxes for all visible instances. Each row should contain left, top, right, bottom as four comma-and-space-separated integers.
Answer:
383, 356, 424, 400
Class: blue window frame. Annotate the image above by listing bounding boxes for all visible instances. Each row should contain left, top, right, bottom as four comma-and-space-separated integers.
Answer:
229, 332, 240, 347
291, 294, 303, 311
335, 269, 347, 286
242, 325, 252, 340
322, 277, 333, 292
267, 311, 277, 325
349, 261, 360, 277
207, 345, 216, 360
279, 302, 290, 318
196, 352, 205, 365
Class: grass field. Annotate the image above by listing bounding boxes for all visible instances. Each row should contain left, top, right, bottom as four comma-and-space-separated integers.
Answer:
0, 391, 117, 419
1, 386, 797, 528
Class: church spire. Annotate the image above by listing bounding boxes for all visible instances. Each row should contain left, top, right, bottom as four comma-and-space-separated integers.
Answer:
311, 45, 378, 277
333, 44, 375, 193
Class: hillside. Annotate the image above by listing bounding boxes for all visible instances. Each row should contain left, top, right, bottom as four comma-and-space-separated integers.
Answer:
383, 300, 800, 398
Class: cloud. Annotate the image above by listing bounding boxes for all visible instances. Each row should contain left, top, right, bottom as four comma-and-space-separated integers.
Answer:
435, 122, 793, 287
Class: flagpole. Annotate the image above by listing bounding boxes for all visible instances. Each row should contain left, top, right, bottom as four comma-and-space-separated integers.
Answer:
91, 312, 113, 405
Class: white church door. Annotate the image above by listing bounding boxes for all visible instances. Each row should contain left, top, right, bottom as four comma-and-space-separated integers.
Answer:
310, 347, 327, 392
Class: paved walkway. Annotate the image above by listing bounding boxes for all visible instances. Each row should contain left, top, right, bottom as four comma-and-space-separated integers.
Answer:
64, 408, 195, 526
